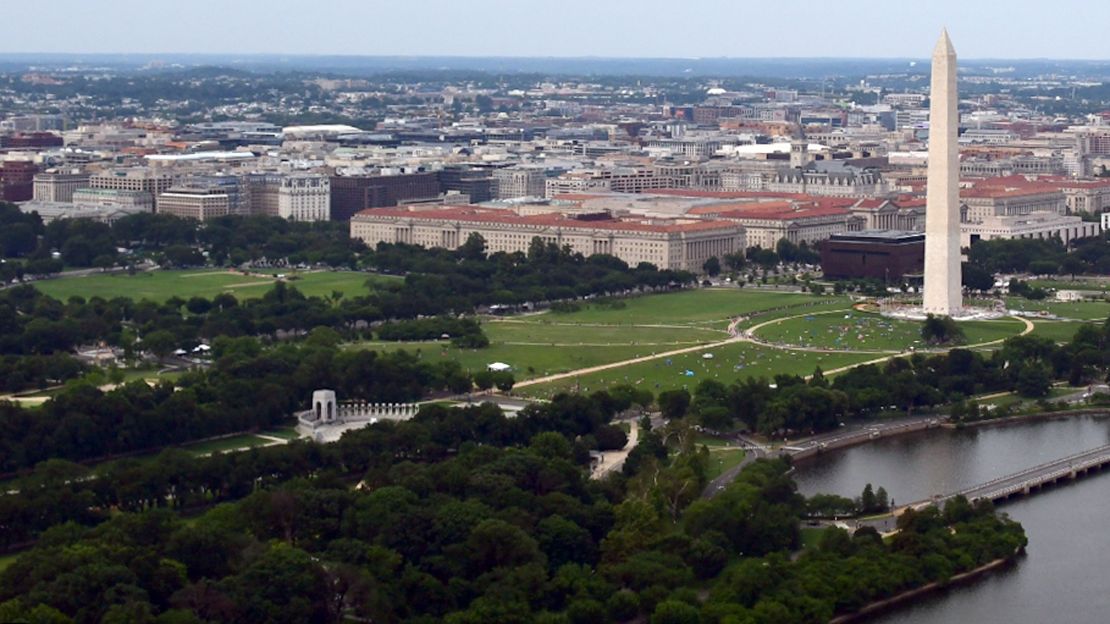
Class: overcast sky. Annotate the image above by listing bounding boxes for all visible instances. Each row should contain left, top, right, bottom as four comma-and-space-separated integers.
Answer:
4, 0, 1105, 60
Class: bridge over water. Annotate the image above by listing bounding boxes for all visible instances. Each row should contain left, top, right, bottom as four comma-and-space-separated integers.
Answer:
911, 443, 1110, 509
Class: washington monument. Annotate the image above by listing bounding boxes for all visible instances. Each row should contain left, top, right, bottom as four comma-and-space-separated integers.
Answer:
923, 29, 962, 315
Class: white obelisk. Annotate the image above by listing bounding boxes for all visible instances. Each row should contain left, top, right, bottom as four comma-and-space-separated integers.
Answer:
923, 29, 962, 316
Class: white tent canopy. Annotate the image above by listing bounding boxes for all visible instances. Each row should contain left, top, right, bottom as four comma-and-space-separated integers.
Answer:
486, 362, 512, 372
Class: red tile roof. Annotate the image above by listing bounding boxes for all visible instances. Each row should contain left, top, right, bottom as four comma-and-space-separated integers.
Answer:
353, 206, 738, 234
689, 201, 850, 221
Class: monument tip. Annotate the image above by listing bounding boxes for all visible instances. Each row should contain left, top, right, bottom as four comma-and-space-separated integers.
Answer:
934, 28, 956, 57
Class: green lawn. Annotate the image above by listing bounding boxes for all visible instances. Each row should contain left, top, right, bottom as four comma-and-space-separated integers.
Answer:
180, 434, 276, 456
0, 552, 18, 573
1028, 278, 1110, 293
544, 289, 848, 328
1028, 320, 1094, 343
755, 310, 921, 351
753, 311, 1026, 352
33, 269, 396, 303
257, 427, 303, 441
354, 340, 660, 381
484, 320, 726, 344
706, 448, 747, 480
960, 318, 1029, 345
517, 341, 885, 398
1004, 298, 1110, 321
800, 527, 826, 550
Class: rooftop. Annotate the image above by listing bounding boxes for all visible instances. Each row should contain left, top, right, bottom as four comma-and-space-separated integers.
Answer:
353, 205, 739, 234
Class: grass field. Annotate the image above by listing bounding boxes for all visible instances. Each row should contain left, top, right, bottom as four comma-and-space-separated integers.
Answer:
355, 339, 664, 381
1027, 320, 1095, 343
800, 527, 826, 550
33, 269, 397, 303
257, 427, 302, 441
755, 310, 922, 351
180, 434, 277, 456
0, 553, 17, 573
485, 320, 726, 345
706, 448, 747, 480
753, 311, 1027, 352
517, 341, 885, 398
545, 288, 848, 328
1004, 298, 1110, 320
1028, 278, 1110, 293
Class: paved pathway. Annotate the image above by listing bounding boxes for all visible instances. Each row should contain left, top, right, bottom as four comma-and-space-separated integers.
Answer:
516, 310, 1035, 389
591, 419, 640, 479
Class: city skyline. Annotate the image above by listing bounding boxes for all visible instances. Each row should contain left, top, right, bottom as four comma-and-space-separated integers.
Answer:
6, 0, 1110, 60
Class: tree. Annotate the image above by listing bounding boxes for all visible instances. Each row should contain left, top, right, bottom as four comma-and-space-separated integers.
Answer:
1060, 255, 1086, 279
961, 262, 994, 292
1015, 362, 1052, 398
651, 600, 699, 624
185, 296, 212, 315
703, 256, 721, 277
459, 232, 487, 260
921, 314, 965, 346
658, 389, 691, 420
493, 371, 515, 393
141, 330, 178, 363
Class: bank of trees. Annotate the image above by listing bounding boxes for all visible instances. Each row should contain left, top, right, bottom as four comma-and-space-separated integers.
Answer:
682, 318, 1110, 436
367, 236, 696, 311
0, 341, 473, 474
968, 234, 1110, 276
0, 443, 1026, 624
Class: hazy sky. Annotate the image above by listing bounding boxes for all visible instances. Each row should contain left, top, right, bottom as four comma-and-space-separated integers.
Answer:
5, 0, 1107, 59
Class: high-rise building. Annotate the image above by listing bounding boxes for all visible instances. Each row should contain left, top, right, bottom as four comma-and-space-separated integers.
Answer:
33, 170, 90, 203
437, 166, 494, 203
923, 29, 962, 316
0, 160, 38, 202
157, 184, 230, 221
248, 173, 330, 221
329, 171, 440, 221
492, 168, 546, 200
89, 168, 174, 210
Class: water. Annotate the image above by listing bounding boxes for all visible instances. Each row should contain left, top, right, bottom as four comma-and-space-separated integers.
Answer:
791, 416, 1110, 624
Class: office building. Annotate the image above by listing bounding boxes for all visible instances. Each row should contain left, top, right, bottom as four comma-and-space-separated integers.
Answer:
33, 170, 90, 203
350, 205, 745, 272
330, 171, 441, 221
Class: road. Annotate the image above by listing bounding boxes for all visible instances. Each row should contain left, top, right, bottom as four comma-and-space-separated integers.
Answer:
702, 433, 769, 497
699, 414, 944, 498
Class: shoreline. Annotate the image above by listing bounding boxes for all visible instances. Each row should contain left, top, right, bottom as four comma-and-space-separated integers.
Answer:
827, 551, 1022, 624
946, 407, 1109, 430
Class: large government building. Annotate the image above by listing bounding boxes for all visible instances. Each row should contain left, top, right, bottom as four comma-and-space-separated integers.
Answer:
350, 205, 745, 271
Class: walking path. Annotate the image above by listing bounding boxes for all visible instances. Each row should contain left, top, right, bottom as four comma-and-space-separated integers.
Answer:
516, 309, 1035, 390
591, 418, 640, 479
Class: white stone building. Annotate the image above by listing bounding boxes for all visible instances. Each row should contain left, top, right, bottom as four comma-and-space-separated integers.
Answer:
350, 205, 744, 271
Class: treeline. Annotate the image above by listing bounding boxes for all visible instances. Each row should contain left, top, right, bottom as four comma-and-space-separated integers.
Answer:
376, 316, 488, 348
0, 390, 638, 551
0, 340, 474, 474
678, 319, 1110, 436
700, 496, 1026, 621
0, 444, 1025, 624
968, 234, 1110, 276
0, 207, 364, 271
367, 235, 696, 310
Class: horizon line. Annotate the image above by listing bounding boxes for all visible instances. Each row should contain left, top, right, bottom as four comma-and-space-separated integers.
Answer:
1, 51, 1109, 63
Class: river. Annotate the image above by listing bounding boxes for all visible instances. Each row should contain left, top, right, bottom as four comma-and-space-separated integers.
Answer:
791, 416, 1110, 624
